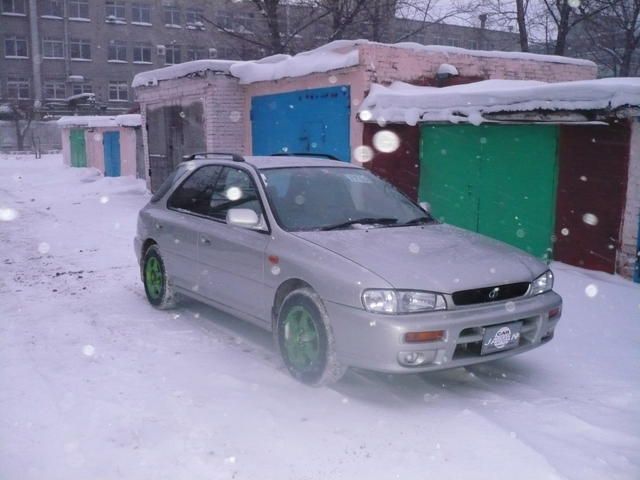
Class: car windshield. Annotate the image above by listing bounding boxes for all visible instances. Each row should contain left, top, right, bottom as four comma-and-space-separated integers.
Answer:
260, 166, 432, 231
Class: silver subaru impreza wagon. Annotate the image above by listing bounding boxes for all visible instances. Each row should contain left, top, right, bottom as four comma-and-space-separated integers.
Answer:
134, 153, 562, 386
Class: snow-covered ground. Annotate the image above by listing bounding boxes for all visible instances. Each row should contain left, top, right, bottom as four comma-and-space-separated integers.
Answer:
1, 154, 639, 480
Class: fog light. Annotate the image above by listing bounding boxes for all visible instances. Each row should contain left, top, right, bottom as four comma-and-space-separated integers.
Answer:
405, 330, 445, 343
402, 351, 426, 365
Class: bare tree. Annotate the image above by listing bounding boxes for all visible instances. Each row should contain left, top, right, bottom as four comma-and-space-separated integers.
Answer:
585, 0, 640, 75
0, 102, 35, 151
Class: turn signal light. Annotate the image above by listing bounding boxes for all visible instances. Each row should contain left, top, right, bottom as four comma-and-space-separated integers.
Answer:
548, 307, 561, 319
404, 330, 445, 343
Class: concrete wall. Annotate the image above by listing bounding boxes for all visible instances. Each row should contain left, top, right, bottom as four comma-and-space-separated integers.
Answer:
0, 121, 62, 152
60, 127, 71, 165
620, 118, 640, 280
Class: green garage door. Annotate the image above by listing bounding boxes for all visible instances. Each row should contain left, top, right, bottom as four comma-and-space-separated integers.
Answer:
419, 124, 558, 259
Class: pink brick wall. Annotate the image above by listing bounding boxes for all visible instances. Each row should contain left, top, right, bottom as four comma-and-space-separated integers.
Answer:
358, 44, 597, 85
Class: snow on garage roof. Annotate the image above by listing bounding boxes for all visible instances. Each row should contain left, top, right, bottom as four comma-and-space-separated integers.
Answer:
56, 114, 142, 128
132, 40, 595, 88
359, 78, 640, 125
131, 59, 236, 88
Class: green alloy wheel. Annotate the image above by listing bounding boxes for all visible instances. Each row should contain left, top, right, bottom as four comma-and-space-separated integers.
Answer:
276, 288, 346, 386
142, 245, 177, 309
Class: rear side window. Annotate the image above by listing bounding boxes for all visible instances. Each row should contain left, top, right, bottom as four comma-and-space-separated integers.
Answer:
207, 167, 263, 221
167, 166, 222, 214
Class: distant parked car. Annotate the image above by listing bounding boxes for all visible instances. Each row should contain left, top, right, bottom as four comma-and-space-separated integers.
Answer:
135, 154, 562, 386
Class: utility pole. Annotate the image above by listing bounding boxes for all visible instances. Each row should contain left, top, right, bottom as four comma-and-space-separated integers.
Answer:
28, 0, 43, 114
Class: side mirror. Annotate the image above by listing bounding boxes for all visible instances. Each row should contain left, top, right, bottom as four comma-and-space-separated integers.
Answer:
226, 208, 261, 229
419, 201, 431, 213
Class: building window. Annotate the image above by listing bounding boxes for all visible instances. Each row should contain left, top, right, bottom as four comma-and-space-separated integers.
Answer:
42, 38, 64, 58
44, 80, 66, 100
105, 1, 125, 22
164, 44, 180, 64
185, 8, 203, 28
71, 82, 92, 95
68, 0, 89, 19
133, 43, 151, 63
7, 77, 29, 99
467, 40, 478, 50
1, 0, 26, 15
216, 13, 232, 30
4, 35, 28, 58
70, 38, 91, 60
187, 47, 205, 61
42, 0, 63, 17
108, 40, 127, 61
108, 81, 129, 101
164, 6, 181, 27
132, 3, 151, 24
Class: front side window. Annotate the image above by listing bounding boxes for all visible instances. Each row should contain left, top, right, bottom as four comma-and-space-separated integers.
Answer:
132, 3, 151, 23
7, 77, 29, 99
164, 6, 180, 26
42, 0, 62, 17
261, 167, 428, 231
105, 0, 125, 21
108, 40, 127, 61
2, 0, 26, 14
164, 44, 180, 64
43, 38, 64, 58
168, 166, 222, 214
4, 35, 28, 57
208, 167, 263, 221
108, 81, 128, 101
44, 80, 66, 99
68, 0, 88, 19
133, 43, 151, 63
70, 39, 91, 59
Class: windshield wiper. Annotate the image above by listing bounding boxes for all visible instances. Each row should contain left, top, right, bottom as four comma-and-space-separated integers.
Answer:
319, 217, 398, 231
397, 215, 435, 226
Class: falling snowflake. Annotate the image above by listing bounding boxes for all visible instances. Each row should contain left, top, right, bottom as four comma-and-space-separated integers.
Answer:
359, 110, 372, 121
328, 75, 337, 84
516, 229, 526, 238
353, 145, 374, 163
580, 175, 588, 182
99, 196, 109, 204
408, 243, 420, 254
582, 213, 598, 226
224, 456, 236, 464
82, 345, 95, 356
479, 137, 487, 144
568, 0, 581, 8
561, 228, 570, 236
229, 111, 241, 122
0, 207, 18, 221
225, 186, 243, 201
505, 301, 516, 313
37, 242, 50, 254
372, 130, 400, 153
270, 265, 281, 276
585, 284, 598, 298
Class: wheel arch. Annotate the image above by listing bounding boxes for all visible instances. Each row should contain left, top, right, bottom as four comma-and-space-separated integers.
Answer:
272, 278, 315, 329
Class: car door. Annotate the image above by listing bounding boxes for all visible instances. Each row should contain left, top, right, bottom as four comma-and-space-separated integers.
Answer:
161, 164, 222, 289
196, 166, 271, 324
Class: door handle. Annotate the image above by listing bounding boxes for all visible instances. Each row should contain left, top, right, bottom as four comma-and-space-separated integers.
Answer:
200, 236, 211, 245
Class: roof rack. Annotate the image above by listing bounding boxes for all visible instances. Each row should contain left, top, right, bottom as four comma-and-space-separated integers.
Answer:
270, 152, 340, 161
185, 152, 244, 162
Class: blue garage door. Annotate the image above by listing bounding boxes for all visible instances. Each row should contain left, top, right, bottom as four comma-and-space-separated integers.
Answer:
251, 86, 351, 161
103, 131, 121, 177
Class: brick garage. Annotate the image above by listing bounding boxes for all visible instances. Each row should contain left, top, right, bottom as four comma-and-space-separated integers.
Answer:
133, 61, 245, 191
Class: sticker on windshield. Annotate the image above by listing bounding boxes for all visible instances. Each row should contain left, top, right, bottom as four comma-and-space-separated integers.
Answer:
345, 173, 372, 184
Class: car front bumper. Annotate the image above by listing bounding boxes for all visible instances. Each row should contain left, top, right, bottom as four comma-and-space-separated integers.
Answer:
324, 291, 562, 373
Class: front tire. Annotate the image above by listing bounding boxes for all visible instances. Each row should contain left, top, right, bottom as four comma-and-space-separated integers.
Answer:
142, 245, 177, 309
276, 288, 346, 386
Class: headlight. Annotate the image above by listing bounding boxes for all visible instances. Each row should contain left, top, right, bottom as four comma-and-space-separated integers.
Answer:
531, 270, 554, 295
362, 289, 447, 314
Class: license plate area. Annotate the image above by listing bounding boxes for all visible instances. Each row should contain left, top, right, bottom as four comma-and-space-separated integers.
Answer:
481, 321, 522, 355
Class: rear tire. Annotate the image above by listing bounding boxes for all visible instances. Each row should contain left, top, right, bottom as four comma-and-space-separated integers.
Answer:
142, 245, 177, 309
275, 288, 346, 386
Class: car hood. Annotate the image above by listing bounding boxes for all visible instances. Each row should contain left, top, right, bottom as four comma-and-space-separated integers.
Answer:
292, 224, 546, 293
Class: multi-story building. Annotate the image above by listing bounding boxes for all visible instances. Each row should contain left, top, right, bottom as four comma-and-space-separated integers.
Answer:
0, 0, 521, 116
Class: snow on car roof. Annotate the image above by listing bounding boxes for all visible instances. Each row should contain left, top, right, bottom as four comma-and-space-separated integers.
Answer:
359, 77, 640, 125
186, 155, 360, 170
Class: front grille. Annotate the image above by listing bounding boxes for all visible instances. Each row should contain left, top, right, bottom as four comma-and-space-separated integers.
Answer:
452, 282, 530, 306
